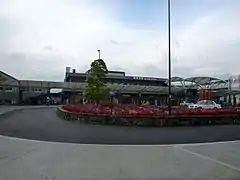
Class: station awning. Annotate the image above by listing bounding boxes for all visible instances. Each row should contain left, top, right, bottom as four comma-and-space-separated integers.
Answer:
169, 76, 228, 90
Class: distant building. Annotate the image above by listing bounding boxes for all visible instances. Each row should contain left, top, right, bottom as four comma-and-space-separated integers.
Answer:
0, 71, 59, 105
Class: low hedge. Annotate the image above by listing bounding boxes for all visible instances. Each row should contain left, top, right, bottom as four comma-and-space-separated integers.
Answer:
61, 104, 240, 118
57, 107, 161, 126
57, 107, 240, 127
165, 115, 240, 126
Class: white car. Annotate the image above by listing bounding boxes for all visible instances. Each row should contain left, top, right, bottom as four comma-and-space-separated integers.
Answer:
180, 101, 194, 106
188, 100, 221, 109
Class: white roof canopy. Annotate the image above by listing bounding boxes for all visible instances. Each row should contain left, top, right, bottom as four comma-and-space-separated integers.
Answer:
170, 76, 228, 90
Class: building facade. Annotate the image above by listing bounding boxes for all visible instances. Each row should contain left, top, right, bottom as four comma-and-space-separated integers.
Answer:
0, 71, 51, 105
0, 68, 236, 106
63, 67, 198, 105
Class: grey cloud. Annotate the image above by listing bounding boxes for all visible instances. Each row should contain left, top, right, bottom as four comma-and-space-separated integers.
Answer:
43, 46, 53, 51
213, 73, 232, 80
122, 63, 167, 78
110, 39, 133, 46
110, 40, 120, 45
1, 0, 240, 81
0, 52, 70, 81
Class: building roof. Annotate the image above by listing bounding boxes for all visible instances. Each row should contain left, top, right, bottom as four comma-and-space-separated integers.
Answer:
170, 76, 228, 89
0, 71, 19, 85
0, 70, 230, 93
66, 71, 167, 82
184, 77, 227, 85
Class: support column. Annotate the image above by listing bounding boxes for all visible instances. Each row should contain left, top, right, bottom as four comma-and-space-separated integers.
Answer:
138, 93, 141, 105
233, 95, 236, 106
18, 87, 23, 105
47, 88, 50, 94
224, 95, 227, 102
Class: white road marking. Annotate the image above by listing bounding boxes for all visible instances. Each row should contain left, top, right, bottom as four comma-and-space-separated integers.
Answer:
0, 134, 239, 147
175, 146, 240, 172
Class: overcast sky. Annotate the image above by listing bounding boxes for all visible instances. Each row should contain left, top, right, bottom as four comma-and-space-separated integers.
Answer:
0, 0, 240, 81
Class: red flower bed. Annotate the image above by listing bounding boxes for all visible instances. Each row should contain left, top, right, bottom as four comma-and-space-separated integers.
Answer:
62, 104, 240, 118
62, 104, 164, 117
172, 108, 239, 116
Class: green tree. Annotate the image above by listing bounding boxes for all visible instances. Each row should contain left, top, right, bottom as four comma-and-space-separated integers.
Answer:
83, 59, 110, 103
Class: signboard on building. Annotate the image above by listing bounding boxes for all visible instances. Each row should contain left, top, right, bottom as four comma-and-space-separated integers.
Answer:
132, 76, 160, 81
109, 90, 115, 96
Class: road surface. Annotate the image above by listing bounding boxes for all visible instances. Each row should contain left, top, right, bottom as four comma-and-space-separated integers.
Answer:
0, 107, 240, 145
1, 107, 240, 179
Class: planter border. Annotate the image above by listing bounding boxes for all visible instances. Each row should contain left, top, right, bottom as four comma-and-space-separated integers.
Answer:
57, 107, 240, 127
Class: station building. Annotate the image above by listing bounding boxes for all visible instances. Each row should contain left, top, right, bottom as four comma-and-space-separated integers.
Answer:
63, 67, 231, 105
0, 67, 238, 106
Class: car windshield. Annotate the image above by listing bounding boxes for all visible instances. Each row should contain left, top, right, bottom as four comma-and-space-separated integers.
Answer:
208, 101, 215, 105
197, 100, 207, 105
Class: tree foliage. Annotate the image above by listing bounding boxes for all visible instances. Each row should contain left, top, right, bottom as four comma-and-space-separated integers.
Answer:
83, 59, 110, 102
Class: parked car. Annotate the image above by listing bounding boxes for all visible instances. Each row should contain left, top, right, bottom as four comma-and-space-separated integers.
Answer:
188, 100, 221, 109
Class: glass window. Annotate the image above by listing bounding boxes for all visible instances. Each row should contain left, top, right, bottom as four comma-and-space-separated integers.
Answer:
23, 87, 29, 92
6, 87, 13, 92
208, 101, 215, 105
5, 100, 12, 104
197, 100, 205, 105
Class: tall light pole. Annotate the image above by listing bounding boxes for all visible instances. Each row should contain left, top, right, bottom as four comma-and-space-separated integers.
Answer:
97, 49, 101, 59
168, 0, 172, 115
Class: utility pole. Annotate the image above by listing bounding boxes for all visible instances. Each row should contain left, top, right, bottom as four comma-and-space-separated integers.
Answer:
167, 0, 172, 115
97, 49, 101, 59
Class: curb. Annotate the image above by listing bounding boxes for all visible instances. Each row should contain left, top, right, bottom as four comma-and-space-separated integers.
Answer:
57, 107, 240, 127
57, 107, 161, 126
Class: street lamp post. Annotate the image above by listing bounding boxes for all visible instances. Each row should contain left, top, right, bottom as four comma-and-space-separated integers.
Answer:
97, 49, 101, 59
168, 0, 172, 115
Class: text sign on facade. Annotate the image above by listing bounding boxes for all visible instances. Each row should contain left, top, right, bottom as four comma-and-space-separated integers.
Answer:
109, 90, 115, 96
133, 77, 159, 81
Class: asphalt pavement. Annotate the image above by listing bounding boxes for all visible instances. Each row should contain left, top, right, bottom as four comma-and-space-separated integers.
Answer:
0, 107, 240, 145
1, 106, 240, 179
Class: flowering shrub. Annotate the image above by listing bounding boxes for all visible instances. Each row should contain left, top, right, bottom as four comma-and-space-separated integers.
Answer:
62, 104, 240, 118
173, 108, 239, 116
58, 105, 240, 126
